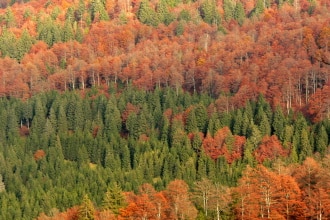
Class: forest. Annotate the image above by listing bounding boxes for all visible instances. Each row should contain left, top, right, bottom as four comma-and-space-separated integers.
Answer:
0, 0, 329, 219
0, 88, 328, 219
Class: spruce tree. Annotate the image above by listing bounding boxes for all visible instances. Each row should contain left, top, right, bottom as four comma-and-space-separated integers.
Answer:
314, 125, 328, 157
234, 2, 245, 25
102, 183, 126, 215
78, 195, 95, 220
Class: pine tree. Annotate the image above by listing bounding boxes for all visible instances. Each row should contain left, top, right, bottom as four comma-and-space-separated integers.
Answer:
200, 0, 221, 26
299, 128, 313, 162
272, 106, 286, 141
16, 29, 33, 61
233, 109, 243, 135
223, 0, 235, 21
234, 2, 245, 25
314, 125, 328, 157
78, 195, 95, 220
137, 0, 160, 26
62, 20, 74, 42
195, 104, 208, 133
186, 109, 198, 133
102, 183, 126, 215
90, 0, 109, 21
157, 0, 175, 25
5, 7, 16, 28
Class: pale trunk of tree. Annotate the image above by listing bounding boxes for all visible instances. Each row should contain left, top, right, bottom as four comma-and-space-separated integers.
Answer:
216, 200, 220, 220
318, 199, 322, 220
297, 74, 302, 107
156, 203, 161, 219
286, 194, 289, 220
192, 74, 196, 93
70, 69, 75, 90
81, 76, 85, 90
92, 70, 96, 87
305, 72, 309, 104
204, 34, 209, 52
97, 73, 100, 86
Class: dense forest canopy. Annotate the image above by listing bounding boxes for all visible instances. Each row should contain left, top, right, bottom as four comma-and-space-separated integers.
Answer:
0, 87, 328, 219
0, 0, 329, 219
0, 0, 328, 121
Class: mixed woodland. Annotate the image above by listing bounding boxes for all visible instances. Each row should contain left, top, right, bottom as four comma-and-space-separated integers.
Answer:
0, 0, 329, 219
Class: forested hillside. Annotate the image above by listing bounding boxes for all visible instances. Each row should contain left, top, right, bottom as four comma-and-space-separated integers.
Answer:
0, 0, 329, 219
0, 88, 328, 219
0, 0, 329, 121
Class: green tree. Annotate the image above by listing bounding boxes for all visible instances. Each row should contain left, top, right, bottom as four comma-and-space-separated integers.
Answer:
195, 104, 208, 133
251, 0, 265, 17
0, 29, 17, 59
37, 16, 62, 47
90, 0, 109, 21
78, 195, 95, 220
200, 0, 221, 26
137, 0, 160, 26
5, 7, 16, 28
156, 0, 175, 25
102, 183, 127, 215
16, 29, 34, 61
314, 124, 328, 157
62, 20, 74, 42
272, 106, 286, 141
233, 109, 243, 135
299, 128, 313, 162
186, 109, 198, 133
175, 21, 185, 36
234, 2, 245, 25
223, 0, 235, 21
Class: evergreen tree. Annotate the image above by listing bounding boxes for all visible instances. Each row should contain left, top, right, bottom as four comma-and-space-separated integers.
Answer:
0, 28, 17, 59
102, 183, 126, 215
251, 0, 265, 17
62, 20, 74, 42
200, 0, 221, 26
16, 29, 34, 61
5, 7, 16, 28
175, 21, 185, 36
186, 109, 198, 133
90, 0, 109, 21
234, 2, 245, 25
157, 0, 175, 25
299, 128, 313, 162
137, 0, 160, 26
314, 124, 328, 157
223, 0, 235, 21
57, 105, 68, 134
195, 104, 208, 133
78, 195, 95, 220
233, 109, 243, 135
272, 106, 286, 141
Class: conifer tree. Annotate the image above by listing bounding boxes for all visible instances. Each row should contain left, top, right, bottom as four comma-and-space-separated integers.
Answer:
200, 0, 221, 26
234, 2, 245, 25
137, 0, 160, 26
223, 0, 235, 21
16, 29, 33, 61
90, 0, 109, 21
314, 125, 328, 157
272, 106, 286, 141
78, 195, 95, 220
102, 183, 126, 215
